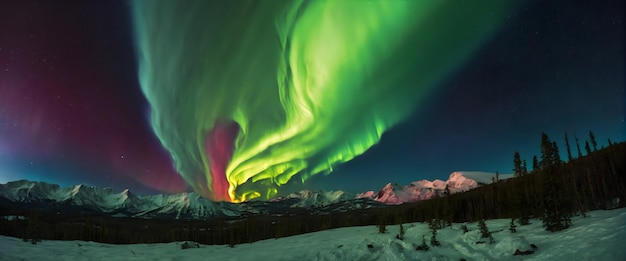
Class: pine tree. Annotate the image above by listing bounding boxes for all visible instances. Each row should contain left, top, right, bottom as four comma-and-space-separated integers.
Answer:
585, 141, 592, 155
24, 211, 41, 244
589, 131, 598, 151
564, 132, 573, 161
552, 141, 562, 164
532, 156, 539, 171
540, 167, 573, 232
575, 134, 583, 158
521, 160, 528, 175
430, 228, 440, 247
540, 133, 554, 169
513, 152, 523, 177
478, 219, 490, 238
509, 218, 517, 233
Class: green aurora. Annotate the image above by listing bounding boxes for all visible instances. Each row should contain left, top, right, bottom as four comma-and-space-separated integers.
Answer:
132, 0, 515, 202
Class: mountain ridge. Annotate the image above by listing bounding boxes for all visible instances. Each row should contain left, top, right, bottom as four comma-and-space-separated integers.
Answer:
0, 171, 510, 219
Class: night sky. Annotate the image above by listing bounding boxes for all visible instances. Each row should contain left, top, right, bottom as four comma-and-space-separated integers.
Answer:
0, 1, 623, 200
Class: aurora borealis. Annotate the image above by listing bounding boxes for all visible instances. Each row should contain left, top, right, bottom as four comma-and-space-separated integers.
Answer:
0, 0, 623, 201
132, 0, 514, 202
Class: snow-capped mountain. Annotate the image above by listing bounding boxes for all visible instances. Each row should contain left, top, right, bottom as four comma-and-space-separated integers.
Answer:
0, 171, 511, 219
360, 171, 513, 205
270, 190, 355, 208
0, 180, 241, 219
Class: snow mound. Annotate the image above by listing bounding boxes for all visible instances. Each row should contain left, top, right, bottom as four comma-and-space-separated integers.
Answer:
493, 236, 533, 256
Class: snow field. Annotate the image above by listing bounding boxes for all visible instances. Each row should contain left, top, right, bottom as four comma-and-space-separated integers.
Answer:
1, 208, 624, 261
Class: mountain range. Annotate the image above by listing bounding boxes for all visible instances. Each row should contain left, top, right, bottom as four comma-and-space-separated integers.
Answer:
0, 171, 511, 220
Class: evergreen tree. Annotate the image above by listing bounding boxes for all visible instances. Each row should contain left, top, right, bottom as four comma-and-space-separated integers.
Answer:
564, 132, 573, 161
540, 168, 573, 232
24, 211, 41, 244
540, 133, 554, 169
589, 131, 598, 151
585, 141, 592, 155
513, 152, 523, 177
521, 160, 528, 176
509, 218, 517, 233
552, 141, 562, 164
430, 228, 440, 247
478, 219, 490, 238
532, 156, 539, 171
575, 134, 583, 158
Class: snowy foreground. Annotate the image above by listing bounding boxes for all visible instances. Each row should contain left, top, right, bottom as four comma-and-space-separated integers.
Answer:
2, 208, 625, 261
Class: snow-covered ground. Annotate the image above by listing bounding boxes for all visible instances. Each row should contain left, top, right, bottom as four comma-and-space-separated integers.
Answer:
1, 208, 624, 261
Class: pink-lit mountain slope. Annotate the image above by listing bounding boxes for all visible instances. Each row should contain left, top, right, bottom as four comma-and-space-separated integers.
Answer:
359, 171, 513, 205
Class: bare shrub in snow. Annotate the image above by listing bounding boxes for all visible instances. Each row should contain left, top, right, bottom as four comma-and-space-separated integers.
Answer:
415, 235, 429, 251
518, 215, 530, 226
428, 219, 444, 230
395, 224, 405, 240
377, 224, 386, 234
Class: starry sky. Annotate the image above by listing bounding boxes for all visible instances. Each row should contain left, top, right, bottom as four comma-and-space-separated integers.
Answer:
0, 0, 623, 199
